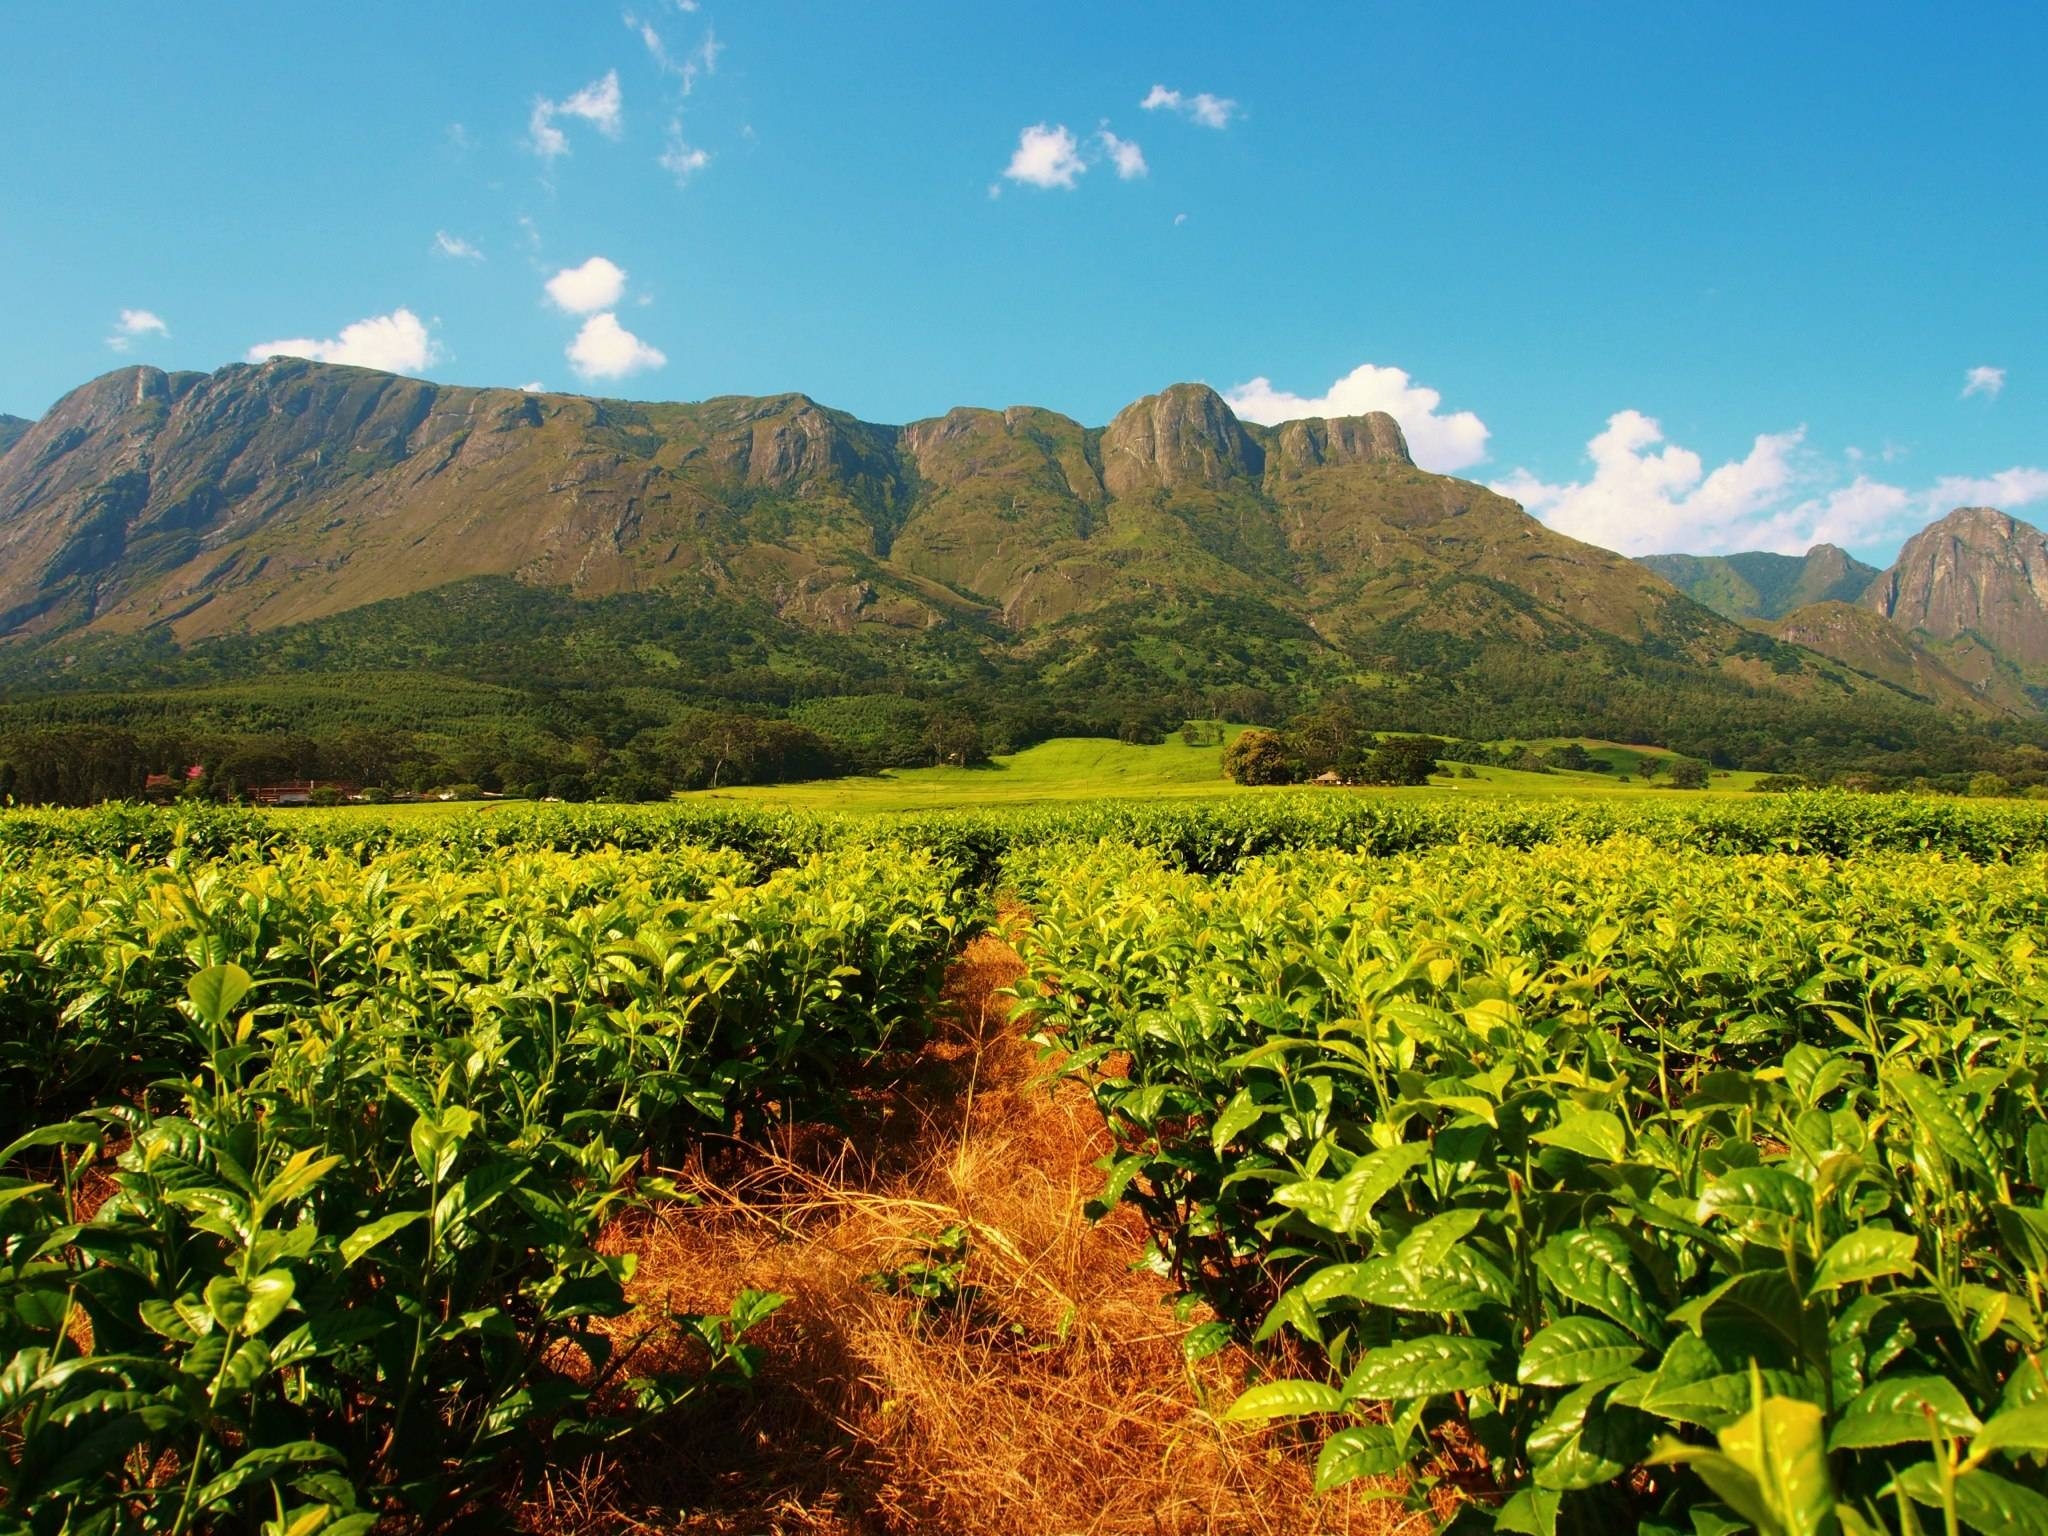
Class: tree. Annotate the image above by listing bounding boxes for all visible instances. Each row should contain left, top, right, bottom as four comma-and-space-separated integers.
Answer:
1668, 758, 1710, 789
924, 713, 988, 768
1358, 736, 1443, 786
1223, 729, 1294, 785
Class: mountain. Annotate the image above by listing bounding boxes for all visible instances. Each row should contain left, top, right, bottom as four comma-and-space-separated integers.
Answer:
1863, 506, 2048, 672
0, 415, 30, 459
0, 363, 1693, 651
0, 360, 1962, 767
1639, 545, 1879, 621
1765, 601, 2035, 715
1639, 507, 2048, 717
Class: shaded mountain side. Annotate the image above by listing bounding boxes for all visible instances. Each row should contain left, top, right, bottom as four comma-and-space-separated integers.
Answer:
1864, 506, 2048, 672
1767, 601, 2036, 715
1639, 545, 1879, 621
0, 415, 30, 460
0, 360, 1980, 758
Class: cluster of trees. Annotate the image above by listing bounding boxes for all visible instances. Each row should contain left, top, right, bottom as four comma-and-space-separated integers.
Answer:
9, 566, 2048, 803
0, 697, 1017, 808
1223, 726, 1445, 787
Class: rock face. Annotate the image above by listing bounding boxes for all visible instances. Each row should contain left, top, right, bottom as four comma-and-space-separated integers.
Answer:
1863, 506, 2048, 669
1099, 383, 1266, 495
1769, 600, 2033, 715
0, 415, 31, 460
1265, 413, 1410, 474
0, 357, 1909, 719
1639, 544, 1879, 621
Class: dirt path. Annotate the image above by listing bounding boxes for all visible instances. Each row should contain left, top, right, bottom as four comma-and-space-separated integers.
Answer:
520, 919, 1418, 1536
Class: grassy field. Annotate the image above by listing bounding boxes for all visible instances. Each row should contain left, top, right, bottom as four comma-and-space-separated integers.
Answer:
674, 732, 1761, 812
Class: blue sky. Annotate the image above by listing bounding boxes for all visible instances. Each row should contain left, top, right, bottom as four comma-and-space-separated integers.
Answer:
2, 2, 2042, 560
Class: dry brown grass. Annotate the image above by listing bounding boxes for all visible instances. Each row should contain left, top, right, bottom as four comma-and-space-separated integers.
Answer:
517, 917, 1430, 1536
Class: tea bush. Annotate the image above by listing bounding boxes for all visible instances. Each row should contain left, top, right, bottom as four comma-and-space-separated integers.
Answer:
0, 836, 958, 1531
1016, 838, 2048, 1532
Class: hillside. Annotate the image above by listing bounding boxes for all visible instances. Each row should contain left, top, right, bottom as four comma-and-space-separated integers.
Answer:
0, 415, 30, 460
0, 361, 2010, 785
1766, 600, 2035, 715
1639, 545, 1878, 620
1864, 506, 2048, 673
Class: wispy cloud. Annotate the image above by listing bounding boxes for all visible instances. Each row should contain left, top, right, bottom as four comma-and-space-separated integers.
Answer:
529, 69, 624, 159
245, 308, 438, 374
1141, 83, 1238, 129
1098, 128, 1147, 180
1963, 364, 2006, 400
432, 231, 484, 261
659, 122, 710, 185
106, 308, 169, 352
628, 11, 719, 92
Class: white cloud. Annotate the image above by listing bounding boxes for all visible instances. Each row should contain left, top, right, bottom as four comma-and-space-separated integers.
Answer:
529, 70, 623, 158
630, 13, 719, 91
529, 101, 568, 159
432, 231, 483, 261
1173, 211, 1188, 226
1963, 365, 2006, 400
566, 312, 666, 380
1225, 362, 1491, 473
559, 70, 624, 136
521, 380, 545, 393
1923, 467, 2048, 510
1489, 412, 1803, 554
1003, 123, 1086, 189
106, 308, 169, 352
545, 256, 628, 313
1097, 128, 1147, 179
659, 121, 710, 184
1141, 83, 1238, 128
1490, 409, 2048, 556
245, 307, 438, 374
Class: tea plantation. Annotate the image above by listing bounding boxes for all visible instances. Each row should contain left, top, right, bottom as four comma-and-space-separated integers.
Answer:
6, 792, 2048, 1532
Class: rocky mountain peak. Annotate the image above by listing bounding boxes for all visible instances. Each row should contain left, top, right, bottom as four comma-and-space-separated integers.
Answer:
1865, 506, 2048, 666
1265, 412, 1412, 472
1099, 382, 1263, 496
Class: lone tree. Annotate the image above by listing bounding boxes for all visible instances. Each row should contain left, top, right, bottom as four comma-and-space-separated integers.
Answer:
1223, 728, 1294, 785
1668, 757, 1710, 789
924, 713, 988, 768
1358, 735, 1444, 786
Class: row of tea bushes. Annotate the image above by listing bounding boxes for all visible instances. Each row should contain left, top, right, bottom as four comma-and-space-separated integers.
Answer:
1013, 837, 2048, 1532
1, 837, 960, 1532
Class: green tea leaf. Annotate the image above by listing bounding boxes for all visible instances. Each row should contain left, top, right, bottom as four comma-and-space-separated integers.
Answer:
1828, 1374, 1981, 1450
1340, 1334, 1499, 1401
1533, 1109, 1628, 1163
1971, 1405, 2048, 1459
339, 1209, 429, 1266
186, 962, 254, 1028
1312, 1424, 1405, 1491
1897, 1462, 2048, 1534
1222, 1379, 1344, 1423
1810, 1228, 1917, 1292
1886, 1068, 1996, 1185
1518, 1317, 1647, 1387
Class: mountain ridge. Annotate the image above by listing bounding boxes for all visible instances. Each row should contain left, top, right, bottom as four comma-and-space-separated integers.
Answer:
0, 359, 2014, 773
1639, 545, 1880, 621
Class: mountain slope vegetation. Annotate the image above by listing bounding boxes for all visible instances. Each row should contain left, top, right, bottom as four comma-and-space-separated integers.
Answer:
0, 361, 2041, 796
